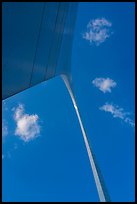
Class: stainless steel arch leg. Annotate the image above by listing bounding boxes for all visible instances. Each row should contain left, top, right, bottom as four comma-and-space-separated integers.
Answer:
62, 74, 111, 202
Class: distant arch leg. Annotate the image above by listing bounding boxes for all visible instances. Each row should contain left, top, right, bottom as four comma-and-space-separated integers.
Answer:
61, 74, 111, 202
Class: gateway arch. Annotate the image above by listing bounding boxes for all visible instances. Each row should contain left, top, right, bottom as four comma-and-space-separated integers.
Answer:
2, 2, 110, 202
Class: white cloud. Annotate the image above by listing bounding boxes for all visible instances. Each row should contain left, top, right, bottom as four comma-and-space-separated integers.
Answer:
124, 117, 135, 128
13, 104, 40, 142
92, 77, 116, 93
83, 18, 112, 46
99, 103, 135, 128
2, 100, 8, 111
2, 120, 8, 137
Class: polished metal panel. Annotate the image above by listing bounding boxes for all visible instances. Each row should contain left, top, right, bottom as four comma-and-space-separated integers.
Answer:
2, 2, 78, 99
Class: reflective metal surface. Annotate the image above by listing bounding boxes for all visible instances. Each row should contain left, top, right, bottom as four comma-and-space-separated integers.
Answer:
2, 2, 78, 99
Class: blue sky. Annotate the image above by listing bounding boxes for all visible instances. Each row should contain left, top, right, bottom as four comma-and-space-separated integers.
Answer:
2, 2, 135, 202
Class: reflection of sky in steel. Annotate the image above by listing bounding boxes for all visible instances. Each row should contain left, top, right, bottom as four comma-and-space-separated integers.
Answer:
2, 2, 77, 99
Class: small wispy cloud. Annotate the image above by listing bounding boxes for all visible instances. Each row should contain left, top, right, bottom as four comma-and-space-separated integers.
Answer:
92, 77, 116, 93
2, 100, 8, 111
99, 103, 135, 128
2, 120, 8, 137
13, 104, 40, 142
82, 18, 112, 46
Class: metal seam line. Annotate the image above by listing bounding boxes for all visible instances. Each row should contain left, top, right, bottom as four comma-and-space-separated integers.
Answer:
53, 3, 69, 78
29, 2, 46, 87
44, 3, 60, 80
